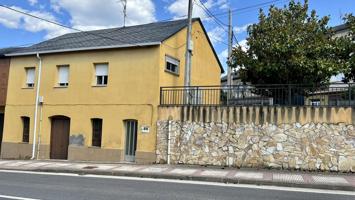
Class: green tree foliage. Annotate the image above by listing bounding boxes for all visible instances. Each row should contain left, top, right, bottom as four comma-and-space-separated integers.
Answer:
340, 14, 355, 82
230, 0, 346, 85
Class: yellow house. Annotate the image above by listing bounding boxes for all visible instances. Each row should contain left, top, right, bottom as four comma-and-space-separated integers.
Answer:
1, 18, 223, 163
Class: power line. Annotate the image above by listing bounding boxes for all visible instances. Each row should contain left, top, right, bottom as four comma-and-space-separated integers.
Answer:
214, 0, 290, 17
0, 4, 146, 48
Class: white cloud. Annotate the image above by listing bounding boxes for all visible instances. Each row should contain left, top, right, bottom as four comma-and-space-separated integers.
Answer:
28, 0, 38, 6
238, 39, 249, 52
168, 0, 228, 19
234, 23, 251, 34
218, 48, 228, 64
208, 26, 226, 45
0, 6, 71, 39
51, 0, 156, 30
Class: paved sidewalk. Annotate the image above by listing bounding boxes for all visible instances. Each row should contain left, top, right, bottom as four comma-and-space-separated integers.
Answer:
0, 160, 354, 191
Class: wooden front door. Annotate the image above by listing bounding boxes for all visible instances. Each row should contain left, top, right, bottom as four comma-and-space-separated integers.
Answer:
50, 116, 70, 159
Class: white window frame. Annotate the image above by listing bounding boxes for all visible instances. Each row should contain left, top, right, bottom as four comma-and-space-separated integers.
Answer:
57, 65, 69, 87
95, 63, 109, 86
165, 56, 179, 75
25, 67, 35, 88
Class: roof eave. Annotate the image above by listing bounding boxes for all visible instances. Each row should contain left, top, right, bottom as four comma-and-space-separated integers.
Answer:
5, 42, 161, 56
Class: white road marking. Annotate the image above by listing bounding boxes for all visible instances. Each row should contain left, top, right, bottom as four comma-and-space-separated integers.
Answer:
0, 194, 40, 200
0, 170, 354, 196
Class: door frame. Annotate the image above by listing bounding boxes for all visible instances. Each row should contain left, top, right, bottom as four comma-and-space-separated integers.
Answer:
124, 119, 138, 162
50, 115, 70, 160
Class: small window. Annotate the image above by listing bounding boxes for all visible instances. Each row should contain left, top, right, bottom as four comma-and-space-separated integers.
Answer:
21, 117, 30, 143
92, 118, 102, 147
25, 68, 35, 88
310, 99, 321, 106
57, 65, 69, 87
165, 56, 179, 74
95, 64, 108, 86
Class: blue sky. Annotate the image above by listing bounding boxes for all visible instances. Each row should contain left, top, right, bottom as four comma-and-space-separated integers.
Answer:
0, 0, 354, 73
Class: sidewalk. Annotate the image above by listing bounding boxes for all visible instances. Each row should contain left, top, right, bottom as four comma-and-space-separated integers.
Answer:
0, 159, 354, 191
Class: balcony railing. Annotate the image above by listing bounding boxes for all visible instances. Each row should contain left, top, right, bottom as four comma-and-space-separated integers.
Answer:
160, 83, 355, 106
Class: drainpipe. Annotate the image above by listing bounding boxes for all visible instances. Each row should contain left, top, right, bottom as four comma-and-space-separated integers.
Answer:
31, 53, 42, 160
167, 120, 172, 165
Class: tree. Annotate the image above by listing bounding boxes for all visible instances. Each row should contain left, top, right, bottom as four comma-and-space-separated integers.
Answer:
340, 14, 355, 83
230, 0, 345, 86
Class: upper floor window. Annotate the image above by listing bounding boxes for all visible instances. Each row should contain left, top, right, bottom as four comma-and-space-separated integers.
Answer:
57, 65, 69, 87
25, 67, 35, 88
165, 56, 179, 75
95, 64, 108, 86
92, 118, 102, 147
21, 116, 30, 143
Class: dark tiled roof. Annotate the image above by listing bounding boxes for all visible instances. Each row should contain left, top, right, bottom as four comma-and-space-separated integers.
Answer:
6, 18, 224, 73
0, 47, 24, 57
332, 23, 349, 33
9, 19, 197, 55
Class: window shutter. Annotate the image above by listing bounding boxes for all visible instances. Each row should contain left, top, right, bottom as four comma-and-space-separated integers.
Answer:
26, 68, 35, 84
58, 66, 69, 83
166, 56, 179, 66
95, 64, 108, 76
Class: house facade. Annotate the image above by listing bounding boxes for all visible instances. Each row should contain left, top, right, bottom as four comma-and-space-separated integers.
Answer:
1, 19, 223, 163
0, 48, 18, 150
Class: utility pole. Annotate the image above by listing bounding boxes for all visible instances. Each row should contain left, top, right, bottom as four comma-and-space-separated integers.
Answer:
184, 0, 193, 104
121, 0, 127, 27
227, 8, 233, 86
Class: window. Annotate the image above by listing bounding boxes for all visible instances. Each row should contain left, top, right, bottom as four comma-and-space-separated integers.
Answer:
21, 117, 30, 143
92, 118, 102, 147
95, 64, 108, 86
165, 56, 179, 74
25, 68, 35, 88
310, 99, 321, 106
57, 65, 69, 87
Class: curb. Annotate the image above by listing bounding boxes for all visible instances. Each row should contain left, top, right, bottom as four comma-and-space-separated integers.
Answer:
1, 167, 354, 192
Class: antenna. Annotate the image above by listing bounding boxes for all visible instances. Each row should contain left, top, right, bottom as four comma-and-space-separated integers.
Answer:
120, 0, 127, 27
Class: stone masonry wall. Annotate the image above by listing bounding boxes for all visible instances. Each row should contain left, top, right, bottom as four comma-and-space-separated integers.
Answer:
156, 106, 355, 172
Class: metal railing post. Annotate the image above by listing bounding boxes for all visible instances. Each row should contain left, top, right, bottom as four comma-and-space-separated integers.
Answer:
349, 83, 351, 106
160, 87, 163, 105
288, 85, 292, 106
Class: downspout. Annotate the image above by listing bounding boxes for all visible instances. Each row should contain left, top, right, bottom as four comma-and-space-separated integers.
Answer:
31, 53, 42, 160
167, 120, 171, 165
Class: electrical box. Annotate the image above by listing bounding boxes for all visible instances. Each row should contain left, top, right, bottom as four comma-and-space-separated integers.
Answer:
38, 96, 44, 104
188, 40, 194, 51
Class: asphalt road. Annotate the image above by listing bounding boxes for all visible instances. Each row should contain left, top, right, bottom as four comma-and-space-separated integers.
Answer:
0, 171, 353, 200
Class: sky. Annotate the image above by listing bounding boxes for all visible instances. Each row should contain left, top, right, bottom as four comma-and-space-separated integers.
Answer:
0, 0, 354, 73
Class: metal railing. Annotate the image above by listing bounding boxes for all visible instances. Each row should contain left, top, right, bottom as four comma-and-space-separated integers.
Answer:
160, 83, 355, 106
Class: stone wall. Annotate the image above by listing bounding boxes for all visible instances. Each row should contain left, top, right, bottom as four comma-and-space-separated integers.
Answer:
156, 106, 355, 172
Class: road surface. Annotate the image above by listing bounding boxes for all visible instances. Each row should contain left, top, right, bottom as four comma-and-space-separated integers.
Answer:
0, 170, 353, 200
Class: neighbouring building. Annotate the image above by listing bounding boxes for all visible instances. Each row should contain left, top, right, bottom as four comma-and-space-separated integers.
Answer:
333, 23, 350, 38
0, 48, 22, 151
1, 18, 223, 163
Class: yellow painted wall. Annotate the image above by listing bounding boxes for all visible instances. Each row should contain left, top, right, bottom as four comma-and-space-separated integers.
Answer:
159, 21, 222, 87
2, 20, 222, 161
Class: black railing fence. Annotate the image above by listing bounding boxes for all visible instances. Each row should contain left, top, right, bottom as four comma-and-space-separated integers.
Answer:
160, 83, 355, 106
